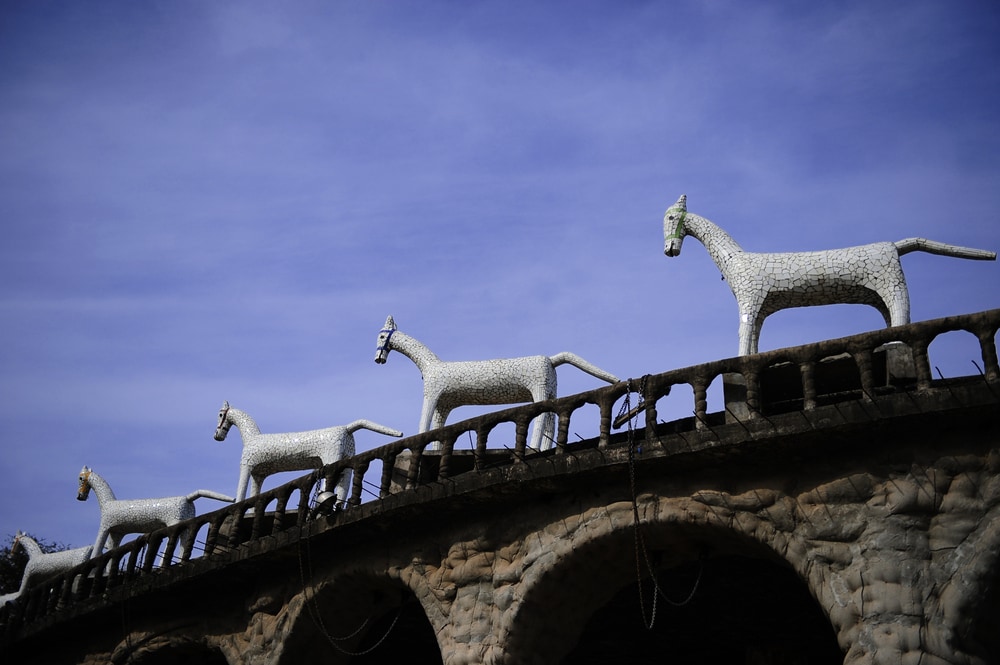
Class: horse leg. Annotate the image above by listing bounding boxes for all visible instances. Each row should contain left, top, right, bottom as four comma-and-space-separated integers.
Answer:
430, 405, 452, 431
880, 269, 911, 327
92, 528, 110, 559
738, 308, 761, 356
249, 473, 265, 499
530, 382, 557, 451
236, 466, 251, 503
425, 406, 453, 452
418, 393, 438, 433
332, 468, 353, 508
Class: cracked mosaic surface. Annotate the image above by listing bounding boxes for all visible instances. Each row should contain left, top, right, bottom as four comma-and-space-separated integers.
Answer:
374, 316, 619, 451
214, 402, 402, 503
663, 194, 996, 356
77, 466, 234, 557
4, 533, 91, 600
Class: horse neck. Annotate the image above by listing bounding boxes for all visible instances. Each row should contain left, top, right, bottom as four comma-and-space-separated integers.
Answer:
685, 213, 744, 274
227, 408, 262, 438
16, 535, 42, 559
390, 330, 441, 375
87, 472, 117, 505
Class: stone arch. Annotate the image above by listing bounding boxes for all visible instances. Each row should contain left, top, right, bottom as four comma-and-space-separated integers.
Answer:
276, 571, 442, 664
502, 494, 843, 664
115, 635, 229, 665
936, 503, 1000, 662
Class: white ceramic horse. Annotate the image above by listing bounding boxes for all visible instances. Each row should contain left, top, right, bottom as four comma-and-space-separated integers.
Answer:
2, 532, 92, 601
374, 316, 621, 451
77, 466, 235, 557
662, 195, 997, 356
214, 402, 403, 505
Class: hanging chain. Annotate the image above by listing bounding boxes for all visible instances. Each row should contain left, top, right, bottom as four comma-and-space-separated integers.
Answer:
296, 527, 403, 655
622, 376, 703, 630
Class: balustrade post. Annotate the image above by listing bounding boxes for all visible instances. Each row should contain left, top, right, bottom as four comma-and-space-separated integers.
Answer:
692, 376, 708, 430
474, 425, 490, 470
405, 447, 424, 489
346, 460, 368, 505
438, 436, 456, 479
977, 329, 1000, 382
379, 454, 395, 499
180, 525, 198, 562
513, 416, 530, 458
643, 377, 659, 444
126, 542, 143, 575
555, 407, 571, 452
744, 369, 761, 417
912, 339, 933, 390
799, 361, 817, 410
59, 572, 76, 608
271, 494, 288, 534
297, 478, 312, 526
165, 531, 183, 567
853, 348, 875, 400
44, 579, 60, 615
250, 497, 266, 541
138, 537, 155, 573
598, 394, 613, 448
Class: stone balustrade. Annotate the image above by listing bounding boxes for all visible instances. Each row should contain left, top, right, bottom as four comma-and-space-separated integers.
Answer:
3, 308, 998, 643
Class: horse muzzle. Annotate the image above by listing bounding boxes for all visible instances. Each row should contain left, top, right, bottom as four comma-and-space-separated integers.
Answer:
664, 239, 683, 257
375, 351, 388, 364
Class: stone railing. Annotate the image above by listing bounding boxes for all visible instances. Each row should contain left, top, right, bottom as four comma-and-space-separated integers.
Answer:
3, 308, 998, 640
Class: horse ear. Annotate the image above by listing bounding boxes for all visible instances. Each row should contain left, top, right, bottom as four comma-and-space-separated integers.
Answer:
674, 194, 687, 211
384, 315, 396, 329
223, 400, 230, 409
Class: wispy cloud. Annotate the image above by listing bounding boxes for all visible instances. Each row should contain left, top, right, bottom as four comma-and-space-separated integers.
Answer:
1, 0, 997, 548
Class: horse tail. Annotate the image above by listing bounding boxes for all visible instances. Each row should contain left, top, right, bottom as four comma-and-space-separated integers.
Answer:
548, 353, 620, 384
186, 490, 236, 503
894, 238, 996, 261
345, 420, 404, 438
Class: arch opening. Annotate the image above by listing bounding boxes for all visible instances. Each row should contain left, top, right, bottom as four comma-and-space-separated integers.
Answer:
560, 553, 842, 664
279, 574, 441, 664
507, 521, 843, 665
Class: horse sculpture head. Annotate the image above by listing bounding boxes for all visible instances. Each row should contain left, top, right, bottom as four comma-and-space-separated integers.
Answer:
77, 466, 93, 502
214, 401, 233, 441
374, 315, 396, 364
663, 194, 688, 257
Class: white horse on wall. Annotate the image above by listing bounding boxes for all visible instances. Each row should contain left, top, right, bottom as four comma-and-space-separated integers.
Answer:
662, 194, 996, 356
374, 315, 621, 451
1, 532, 92, 602
214, 402, 403, 505
77, 466, 234, 557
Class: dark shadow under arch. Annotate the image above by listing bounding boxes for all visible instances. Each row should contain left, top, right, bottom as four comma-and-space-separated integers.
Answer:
506, 520, 843, 665
561, 554, 842, 665
279, 573, 441, 665
124, 639, 229, 665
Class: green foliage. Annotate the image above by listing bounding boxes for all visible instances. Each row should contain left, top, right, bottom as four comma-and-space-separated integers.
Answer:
0, 533, 70, 595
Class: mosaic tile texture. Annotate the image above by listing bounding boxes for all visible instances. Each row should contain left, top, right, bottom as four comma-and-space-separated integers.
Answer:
214, 402, 402, 504
663, 194, 996, 356
374, 315, 620, 451
2, 532, 92, 602
77, 466, 234, 557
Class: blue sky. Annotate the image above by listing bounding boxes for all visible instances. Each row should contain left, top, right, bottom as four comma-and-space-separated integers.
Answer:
1, 1, 998, 550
